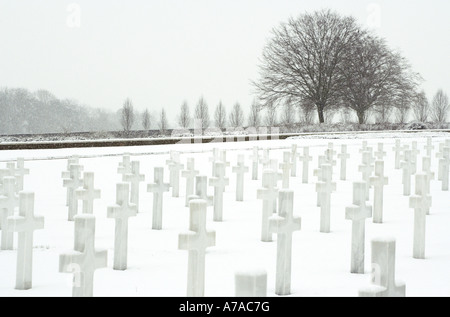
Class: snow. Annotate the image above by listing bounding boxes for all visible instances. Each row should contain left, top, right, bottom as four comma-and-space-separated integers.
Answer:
0, 132, 449, 297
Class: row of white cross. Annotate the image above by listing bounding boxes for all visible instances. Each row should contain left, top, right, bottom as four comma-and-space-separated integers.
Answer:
0, 136, 449, 296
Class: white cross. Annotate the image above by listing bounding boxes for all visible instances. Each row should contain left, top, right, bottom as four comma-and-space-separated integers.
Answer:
249, 146, 259, 180
410, 141, 420, 174
107, 183, 137, 270
345, 182, 372, 273
76, 172, 101, 215
338, 144, 350, 181
123, 161, 145, 210
359, 237, 405, 297
63, 164, 84, 221
232, 154, 249, 201
59, 214, 107, 297
14, 158, 29, 192
8, 192, 44, 290
0, 177, 18, 250
188, 175, 214, 206
400, 150, 415, 196
439, 147, 450, 191
374, 143, 386, 160
269, 190, 301, 295
298, 147, 312, 184
219, 150, 231, 174
62, 157, 81, 207
359, 141, 369, 154
209, 148, 220, 177
209, 161, 229, 222
392, 139, 402, 169
315, 164, 336, 233
147, 167, 170, 230
257, 170, 279, 242
424, 137, 434, 157
290, 144, 300, 177
168, 159, 184, 198
181, 158, 199, 207
421, 156, 434, 215
279, 151, 292, 189
359, 151, 374, 200
409, 174, 432, 259
369, 161, 388, 223
178, 199, 216, 297
117, 154, 131, 181
327, 142, 337, 157
259, 149, 271, 170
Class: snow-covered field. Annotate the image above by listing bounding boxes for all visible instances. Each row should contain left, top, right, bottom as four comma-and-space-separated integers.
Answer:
0, 131, 449, 297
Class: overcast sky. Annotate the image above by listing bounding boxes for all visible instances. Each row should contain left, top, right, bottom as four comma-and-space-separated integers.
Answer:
0, 0, 449, 125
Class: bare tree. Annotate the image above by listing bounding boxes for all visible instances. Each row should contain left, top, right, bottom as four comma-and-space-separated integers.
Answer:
298, 99, 315, 124
254, 10, 361, 123
178, 101, 191, 128
412, 91, 429, 122
121, 98, 135, 132
214, 101, 227, 129
280, 102, 296, 131
142, 108, 151, 130
373, 103, 393, 124
158, 108, 168, 134
395, 102, 410, 124
431, 89, 449, 123
229, 102, 244, 128
339, 33, 419, 124
194, 96, 210, 129
247, 99, 261, 128
264, 103, 278, 126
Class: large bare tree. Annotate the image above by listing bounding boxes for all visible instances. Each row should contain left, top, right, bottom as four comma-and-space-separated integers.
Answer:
412, 91, 429, 122
178, 101, 191, 128
120, 98, 135, 132
194, 96, 210, 129
254, 10, 361, 123
229, 102, 244, 128
214, 101, 227, 129
142, 108, 151, 130
431, 89, 449, 123
339, 33, 420, 124
247, 99, 261, 128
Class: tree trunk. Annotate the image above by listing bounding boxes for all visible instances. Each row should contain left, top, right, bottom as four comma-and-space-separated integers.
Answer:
357, 110, 365, 124
317, 106, 325, 123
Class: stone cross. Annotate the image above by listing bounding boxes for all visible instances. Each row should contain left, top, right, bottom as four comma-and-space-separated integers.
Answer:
219, 150, 231, 174
76, 172, 101, 215
63, 164, 84, 221
0, 169, 11, 193
338, 144, 350, 181
374, 143, 386, 160
107, 183, 137, 270
358, 151, 374, 200
327, 142, 337, 157
59, 214, 107, 297
359, 141, 369, 154
178, 199, 216, 297
359, 237, 405, 297
422, 156, 434, 215
279, 151, 292, 189
437, 144, 447, 181
257, 170, 279, 242
232, 154, 249, 201
209, 162, 229, 222
117, 154, 131, 181
409, 174, 431, 259
299, 147, 312, 183
290, 144, 299, 177
392, 139, 402, 169
369, 161, 388, 223
259, 149, 271, 170
181, 158, 200, 207
400, 150, 415, 196
235, 268, 267, 297
188, 175, 214, 207
249, 146, 259, 180
8, 192, 44, 290
0, 177, 18, 250
410, 141, 420, 173
324, 148, 337, 171
269, 190, 301, 295
147, 167, 170, 230
62, 157, 82, 206
315, 164, 336, 233
345, 182, 372, 273
168, 157, 184, 198
439, 147, 449, 191
209, 148, 220, 176
123, 161, 145, 210
424, 137, 434, 157
14, 158, 29, 192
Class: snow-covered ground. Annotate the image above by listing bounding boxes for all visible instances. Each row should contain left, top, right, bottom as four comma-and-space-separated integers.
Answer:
0, 131, 449, 297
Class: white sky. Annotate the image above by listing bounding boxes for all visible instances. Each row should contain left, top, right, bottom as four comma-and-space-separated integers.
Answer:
0, 0, 449, 126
